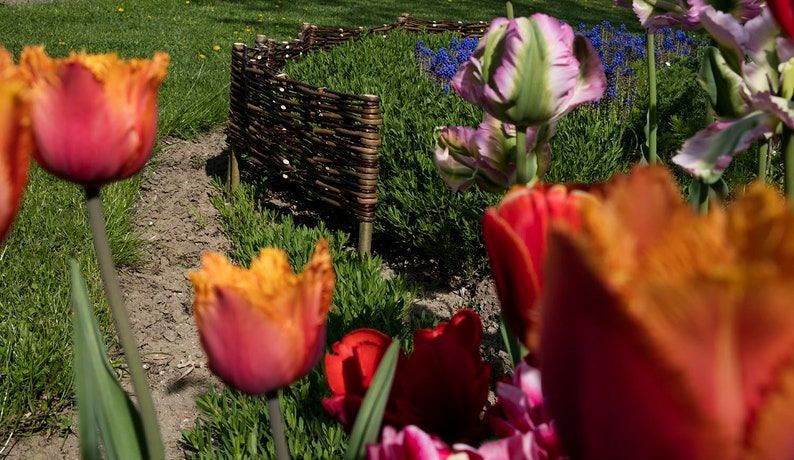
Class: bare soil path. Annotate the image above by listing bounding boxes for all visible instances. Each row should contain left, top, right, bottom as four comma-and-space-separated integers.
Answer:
6, 130, 230, 459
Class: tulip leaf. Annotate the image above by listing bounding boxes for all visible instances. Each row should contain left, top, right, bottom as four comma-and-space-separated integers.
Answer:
500, 319, 525, 367
71, 260, 147, 460
344, 340, 400, 460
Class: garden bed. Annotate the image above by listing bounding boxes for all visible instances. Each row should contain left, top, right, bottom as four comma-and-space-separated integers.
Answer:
226, 14, 489, 255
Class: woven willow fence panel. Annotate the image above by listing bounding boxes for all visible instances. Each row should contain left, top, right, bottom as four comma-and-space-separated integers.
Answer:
226, 14, 489, 255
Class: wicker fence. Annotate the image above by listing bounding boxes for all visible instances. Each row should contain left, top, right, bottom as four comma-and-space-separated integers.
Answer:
226, 14, 490, 256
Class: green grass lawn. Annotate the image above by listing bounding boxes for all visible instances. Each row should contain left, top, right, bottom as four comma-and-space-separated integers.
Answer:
0, 0, 642, 446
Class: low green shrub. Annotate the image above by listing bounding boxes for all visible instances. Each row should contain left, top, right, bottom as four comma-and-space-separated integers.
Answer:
280, 31, 501, 272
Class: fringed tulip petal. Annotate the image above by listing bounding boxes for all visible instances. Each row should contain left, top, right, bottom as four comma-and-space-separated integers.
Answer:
0, 48, 31, 241
540, 165, 794, 459
541, 223, 729, 460
189, 240, 334, 395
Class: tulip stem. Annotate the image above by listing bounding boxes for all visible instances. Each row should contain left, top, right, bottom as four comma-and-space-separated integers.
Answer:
266, 390, 291, 460
84, 187, 164, 460
758, 138, 769, 182
783, 127, 794, 207
515, 126, 537, 185
646, 32, 658, 165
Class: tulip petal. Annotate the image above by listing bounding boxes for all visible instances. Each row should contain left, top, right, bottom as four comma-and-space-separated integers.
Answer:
565, 35, 608, 111
483, 205, 540, 350
541, 229, 729, 460
0, 49, 31, 242
768, 0, 794, 40
197, 286, 303, 394
673, 112, 777, 183
324, 328, 392, 396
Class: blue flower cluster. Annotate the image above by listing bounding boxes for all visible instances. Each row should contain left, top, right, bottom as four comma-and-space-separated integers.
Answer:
415, 36, 479, 93
578, 21, 704, 105
415, 22, 705, 105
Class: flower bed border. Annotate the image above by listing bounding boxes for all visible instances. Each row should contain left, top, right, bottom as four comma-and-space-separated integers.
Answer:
226, 14, 489, 256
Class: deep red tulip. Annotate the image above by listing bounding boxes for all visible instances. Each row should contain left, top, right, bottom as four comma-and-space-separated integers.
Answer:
189, 240, 335, 395
395, 308, 491, 444
766, 0, 794, 39
541, 166, 794, 459
324, 309, 491, 445
322, 328, 404, 431
0, 48, 31, 241
19, 47, 169, 187
483, 184, 590, 352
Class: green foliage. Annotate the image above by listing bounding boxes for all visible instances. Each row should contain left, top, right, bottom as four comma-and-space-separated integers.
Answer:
0, 167, 140, 435
282, 31, 501, 272
625, 53, 711, 163
546, 104, 632, 183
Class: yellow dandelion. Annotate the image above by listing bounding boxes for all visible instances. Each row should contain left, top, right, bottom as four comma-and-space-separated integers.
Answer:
199, 53, 207, 59
185, 0, 190, 4
58, 41, 66, 45
213, 45, 221, 51
117, 7, 124, 12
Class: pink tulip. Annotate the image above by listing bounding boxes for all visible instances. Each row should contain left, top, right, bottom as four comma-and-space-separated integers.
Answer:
451, 14, 605, 128
20, 47, 169, 187
189, 240, 335, 394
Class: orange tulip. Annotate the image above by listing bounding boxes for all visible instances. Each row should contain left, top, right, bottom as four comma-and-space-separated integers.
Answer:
540, 165, 794, 459
19, 47, 169, 187
189, 240, 335, 395
0, 47, 32, 241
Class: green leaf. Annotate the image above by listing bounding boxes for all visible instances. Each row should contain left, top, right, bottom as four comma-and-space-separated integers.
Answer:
344, 340, 400, 460
698, 47, 746, 119
500, 319, 526, 367
70, 259, 148, 460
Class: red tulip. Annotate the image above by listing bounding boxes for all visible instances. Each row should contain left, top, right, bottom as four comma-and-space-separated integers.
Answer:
541, 166, 794, 459
189, 240, 335, 395
19, 46, 169, 187
324, 309, 491, 445
322, 328, 404, 431
483, 184, 590, 352
394, 308, 492, 444
0, 48, 31, 241
767, 0, 794, 39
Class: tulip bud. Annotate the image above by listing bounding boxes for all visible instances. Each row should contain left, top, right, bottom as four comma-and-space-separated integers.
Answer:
434, 114, 555, 193
451, 14, 606, 128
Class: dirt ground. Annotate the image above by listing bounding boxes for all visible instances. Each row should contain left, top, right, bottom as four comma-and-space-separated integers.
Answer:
2, 128, 505, 459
